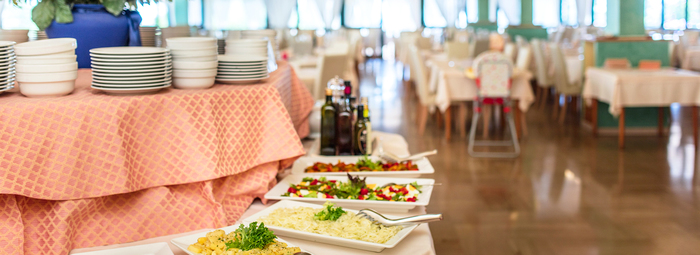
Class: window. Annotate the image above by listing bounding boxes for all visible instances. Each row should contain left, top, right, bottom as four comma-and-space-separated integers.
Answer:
689, 0, 700, 29
533, 0, 560, 28
592, 0, 606, 27
664, 0, 687, 30
644, 0, 662, 29
423, 0, 447, 27
560, 0, 577, 26
203, 0, 266, 30
466, 0, 478, 23
496, 8, 509, 30
138, 1, 170, 27
382, 0, 421, 33
2, 1, 38, 30
645, 0, 700, 30
297, 0, 326, 30
344, 0, 382, 28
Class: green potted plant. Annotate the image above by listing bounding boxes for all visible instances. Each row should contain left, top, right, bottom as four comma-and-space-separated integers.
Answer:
14, 0, 167, 68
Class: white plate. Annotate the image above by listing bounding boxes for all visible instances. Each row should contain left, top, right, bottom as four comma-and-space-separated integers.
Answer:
91, 62, 170, 69
217, 54, 267, 62
216, 73, 268, 79
90, 52, 169, 59
265, 175, 434, 213
241, 200, 420, 252
290, 156, 435, 178
216, 71, 268, 77
218, 64, 267, 69
93, 80, 171, 88
92, 66, 172, 74
92, 84, 170, 95
91, 56, 171, 63
72, 242, 173, 255
93, 74, 169, 82
170, 225, 309, 255
93, 70, 169, 77
215, 77, 268, 84
90, 47, 169, 55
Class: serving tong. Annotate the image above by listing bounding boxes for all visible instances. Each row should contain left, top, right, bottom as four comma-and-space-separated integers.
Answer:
357, 208, 443, 226
378, 149, 437, 163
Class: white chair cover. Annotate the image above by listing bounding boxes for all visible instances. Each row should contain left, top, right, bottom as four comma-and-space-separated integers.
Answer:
550, 43, 582, 95
503, 42, 517, 62
445, 41, 470, 60
515, 45, 532, 72
313, 50, 349, 100
531, 39, 553, 88
473, 52, 513, 98
408, 44, 435, 106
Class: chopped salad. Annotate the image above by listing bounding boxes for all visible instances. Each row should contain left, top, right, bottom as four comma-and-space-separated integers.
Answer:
305, 156, 419, 173
282, 174, 422, 202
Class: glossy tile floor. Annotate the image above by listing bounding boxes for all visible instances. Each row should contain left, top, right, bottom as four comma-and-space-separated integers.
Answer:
358, 58, 700, 255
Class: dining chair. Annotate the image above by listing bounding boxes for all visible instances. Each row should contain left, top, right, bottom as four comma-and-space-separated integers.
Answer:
514, 45, 533, 135
408, 44, 437, 135
445, 41, 470, 60
469, 38, 490, 58
504, 42, 517, 62
550, 43, 583, 124
604, 58, 631, 69
639, 60, 662, 70
468, 51, 519, 158
531, 39, 554, 109
295, 48, 348, 101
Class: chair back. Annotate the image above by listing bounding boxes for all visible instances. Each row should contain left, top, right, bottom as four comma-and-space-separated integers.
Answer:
314, 50, 349, 100
292, 34, 314, 56
416, 36, 432, 50
550, 43, 582, 95
504, 42, 517, 61
469, 38, 490, 58
515, 45, 532, 71
445, 41, 470, 59
531, 39, 552, 87
639, 60, 662, 70
473, 52, 513, 98
408, 44, 433, 106
604, 58, 631, 69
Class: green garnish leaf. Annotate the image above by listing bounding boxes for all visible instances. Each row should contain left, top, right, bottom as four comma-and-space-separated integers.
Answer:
357, 155, 382, 170
314, 202, 346, 221
224, 222, 276, 251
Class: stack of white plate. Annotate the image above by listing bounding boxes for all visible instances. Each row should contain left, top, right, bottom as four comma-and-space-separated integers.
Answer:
0, 41, 16, 94
216, 55, 269, 84
0, 30, 29, 43
140, 27, 157, 47
166, 37, 218, 89
90, 47, 172, 95
160, 27, 191, 47
224, 39, 268, 57
37, 31, 48, 40
15, 38, 78, 97
241, 29, 278, 57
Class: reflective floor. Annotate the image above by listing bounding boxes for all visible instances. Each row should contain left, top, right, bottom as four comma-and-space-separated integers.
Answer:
358, 58, 700, 255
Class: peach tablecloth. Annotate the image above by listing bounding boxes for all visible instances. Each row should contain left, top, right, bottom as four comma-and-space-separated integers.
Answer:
0, 61, 314, 254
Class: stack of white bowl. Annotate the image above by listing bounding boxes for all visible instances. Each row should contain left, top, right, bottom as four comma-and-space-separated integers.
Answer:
216, 55, 269, 84
166, 37, 218, 89
140, 27, 157, 47
240, 29, 278, 58
0, 30, 29, 43
90, 47, 172, 95
0, 41, 17, 94
160, 27, 191, 47
15, 38, 78, 97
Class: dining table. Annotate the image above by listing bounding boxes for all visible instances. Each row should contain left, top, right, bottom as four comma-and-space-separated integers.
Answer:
583, 67, 700, 148
425, 53, 535, 139
0, 61, 314, 254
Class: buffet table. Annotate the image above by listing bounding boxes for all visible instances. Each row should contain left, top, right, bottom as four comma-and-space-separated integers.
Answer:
0, 62, 314, 254
583, 67, 700, 148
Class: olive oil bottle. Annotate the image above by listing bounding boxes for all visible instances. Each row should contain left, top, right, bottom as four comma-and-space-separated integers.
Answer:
353, 104, 368, 155
336, 84, 354, 155
320, 88, 337, 155
361, 97, 372, 154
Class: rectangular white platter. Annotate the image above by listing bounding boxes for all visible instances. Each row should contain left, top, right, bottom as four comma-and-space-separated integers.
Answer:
264, 175, 434, 213
291, 155, 435, 178
72, 242, 173, 255
241, 200, 420, 253
170, 224, 309, 255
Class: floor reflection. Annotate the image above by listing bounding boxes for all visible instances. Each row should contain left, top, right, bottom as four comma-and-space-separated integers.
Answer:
358, 59, 700, 255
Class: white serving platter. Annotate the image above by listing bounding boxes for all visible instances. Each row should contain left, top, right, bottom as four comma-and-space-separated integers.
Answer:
242, 200, 421, 252
170, 224, 309, 255
291, 156, 434, 178
265, 175, 434, 213
72, 242, 173, 255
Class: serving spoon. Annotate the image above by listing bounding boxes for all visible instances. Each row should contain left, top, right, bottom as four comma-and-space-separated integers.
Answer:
378, 149, 437, 163
357, 208, 443, 226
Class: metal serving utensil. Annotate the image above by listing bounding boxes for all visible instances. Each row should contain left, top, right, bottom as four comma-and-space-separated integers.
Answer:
378, 149, 437, 163
379, 183, 442, 189
357, 209, 443, 226
294, 252, 312, 255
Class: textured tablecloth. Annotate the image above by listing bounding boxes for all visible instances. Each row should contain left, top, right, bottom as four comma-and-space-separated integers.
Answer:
70, 200, 437, 255
0, 61, 314, 254
583, 68, 700, 116
427, 59, 535, 112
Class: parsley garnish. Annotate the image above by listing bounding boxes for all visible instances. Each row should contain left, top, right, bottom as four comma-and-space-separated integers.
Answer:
225, 222, 276, 251
314, 202, 346, 221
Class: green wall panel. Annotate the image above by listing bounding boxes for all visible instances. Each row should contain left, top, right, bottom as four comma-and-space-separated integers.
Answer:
594, 41, 670, 68
595, 102, 669, 128
506, 27, 548, 41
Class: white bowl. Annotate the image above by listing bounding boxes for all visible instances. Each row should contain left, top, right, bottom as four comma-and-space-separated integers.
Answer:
172, 60, 218, 70
16, 62, 77, 73
19, 80, 75, 98
173, 77, 215, 89
173, 55, 217, 61
165, 37, 217, 48
0, 30, 29, 35
173, 68, 217, 78
15, 38, 77, 56
170, 48, 218, 57
16, 70, 78, 83
16, 55, 76, 65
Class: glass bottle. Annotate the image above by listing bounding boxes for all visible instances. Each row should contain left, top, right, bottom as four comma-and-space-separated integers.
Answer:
320, 88, 337, 155
336, 84, 353, 155
361, 97, 372, 154
353, 104, 368, 155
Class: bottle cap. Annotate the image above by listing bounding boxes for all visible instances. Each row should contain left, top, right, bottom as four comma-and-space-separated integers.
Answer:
325, 88, 332, 96
344, 82, 352, 95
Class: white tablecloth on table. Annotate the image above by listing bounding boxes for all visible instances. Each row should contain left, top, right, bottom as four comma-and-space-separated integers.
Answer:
583, 68, 700, 116
426, 58, 535, 113
70, 201, 436, 255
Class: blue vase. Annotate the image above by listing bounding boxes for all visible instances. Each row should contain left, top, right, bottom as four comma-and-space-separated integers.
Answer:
45, 4, 142, 68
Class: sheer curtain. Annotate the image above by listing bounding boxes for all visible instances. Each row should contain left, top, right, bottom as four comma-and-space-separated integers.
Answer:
314, 0, 343, 29
265, 0, 297, 28
204, 0, 267, 30
344, 0, 382, 28
576, 0, 592, 26
435, 0, 466, 27
533, 0, 560, 27
496, 0, 521, 25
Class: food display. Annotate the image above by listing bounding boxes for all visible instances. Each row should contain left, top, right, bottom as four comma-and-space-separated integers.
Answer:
282, 175, 422, 202
258, 202, 403, 244
186, 222, 301, 255
305, 156, 419, 173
